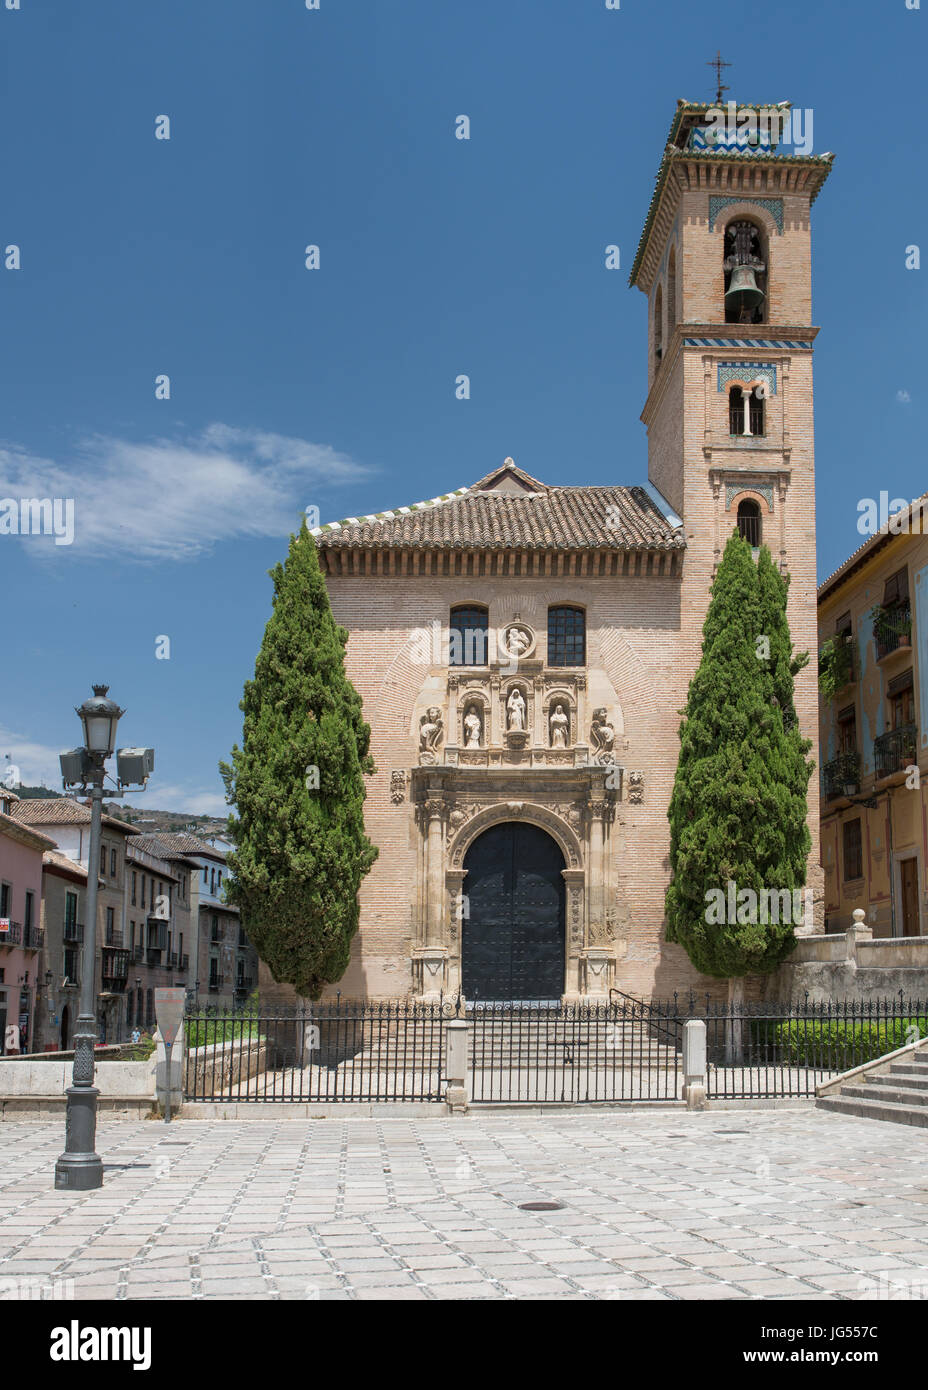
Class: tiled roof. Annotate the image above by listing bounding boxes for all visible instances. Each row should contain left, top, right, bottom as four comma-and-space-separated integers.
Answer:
0, 812, 57, 851
10, 797, 137, 835
42, 849, 89, 881
131, 831, 227, 861
313, 475, 684, 553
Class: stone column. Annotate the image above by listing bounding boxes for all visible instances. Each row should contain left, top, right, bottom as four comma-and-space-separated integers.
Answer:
563, 869, 586, 997
586, 799, 606, 938
425, 793, 446, 947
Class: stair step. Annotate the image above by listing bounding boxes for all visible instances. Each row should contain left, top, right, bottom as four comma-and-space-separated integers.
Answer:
817, 1095, 928, 1128
841, 1083, 928, 1106
888, 1063, 928, 1078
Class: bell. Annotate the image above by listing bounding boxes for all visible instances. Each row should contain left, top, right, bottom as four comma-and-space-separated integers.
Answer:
725, 264, 765, 318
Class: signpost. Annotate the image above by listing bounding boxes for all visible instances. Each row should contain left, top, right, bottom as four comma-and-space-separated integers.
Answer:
154, 988, 186, 1124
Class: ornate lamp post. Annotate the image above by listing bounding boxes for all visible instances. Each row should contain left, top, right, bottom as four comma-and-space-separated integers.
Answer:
54, 685, 153, 1191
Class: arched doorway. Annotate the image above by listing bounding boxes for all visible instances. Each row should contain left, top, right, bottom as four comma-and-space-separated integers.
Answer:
462, 823, 565, 1001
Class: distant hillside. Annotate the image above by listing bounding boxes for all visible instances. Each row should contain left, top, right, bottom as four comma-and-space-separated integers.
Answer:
106, 805, 228, 838
10, 784, 63, 800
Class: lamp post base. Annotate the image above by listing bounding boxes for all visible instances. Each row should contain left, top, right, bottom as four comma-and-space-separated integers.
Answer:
54, 1086, 103, 1191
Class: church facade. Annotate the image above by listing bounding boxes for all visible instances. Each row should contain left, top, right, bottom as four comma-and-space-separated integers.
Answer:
298, 99, 831, 1004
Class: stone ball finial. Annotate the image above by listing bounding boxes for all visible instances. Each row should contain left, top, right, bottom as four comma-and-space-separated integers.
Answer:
852, 908, 866, 925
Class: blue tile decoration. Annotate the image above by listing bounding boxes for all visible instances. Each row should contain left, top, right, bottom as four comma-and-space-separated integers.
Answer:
685, 338, 811, 349
718, 362, 777, 394
709, 196, 784, 233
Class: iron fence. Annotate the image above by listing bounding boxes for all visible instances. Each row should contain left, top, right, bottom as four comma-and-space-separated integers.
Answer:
693, 994, 928, 1099
183, 992, 928, 1106
184, 999, 446, 1103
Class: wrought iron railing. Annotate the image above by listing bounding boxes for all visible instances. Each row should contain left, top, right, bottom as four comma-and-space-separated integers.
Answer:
822, 750, 861, 800
0, 922, 22, 946
63, 920, 84, 944
184, 999, 446, 1103
875, 604, 912, 660
23, 924, 44, 950
875, 723, 918, 779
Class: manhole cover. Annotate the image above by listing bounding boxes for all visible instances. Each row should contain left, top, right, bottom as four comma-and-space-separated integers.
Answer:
518, 1200, 564, 1211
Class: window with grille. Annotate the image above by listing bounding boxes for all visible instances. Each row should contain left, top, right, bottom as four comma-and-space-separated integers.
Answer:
748, 388, 765, 436
843, 818, 863, 882
729, 386, 744, 435
737, 499, 762, 546
547, 606, 586, 666
449, 605, 489, 666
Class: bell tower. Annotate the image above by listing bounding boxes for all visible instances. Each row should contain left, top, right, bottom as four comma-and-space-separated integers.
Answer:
630, 93, 833, 920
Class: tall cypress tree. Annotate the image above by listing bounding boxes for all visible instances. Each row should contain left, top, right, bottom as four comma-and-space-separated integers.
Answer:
665, 533, 813, 1014
220, 520, 377, 999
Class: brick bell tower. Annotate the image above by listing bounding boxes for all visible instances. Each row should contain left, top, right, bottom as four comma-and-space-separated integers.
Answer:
630, 96, 833, 927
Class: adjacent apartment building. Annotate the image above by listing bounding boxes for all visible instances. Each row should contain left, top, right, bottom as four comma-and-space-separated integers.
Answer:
0, 789, 53, 1052
818, 502, 928, 937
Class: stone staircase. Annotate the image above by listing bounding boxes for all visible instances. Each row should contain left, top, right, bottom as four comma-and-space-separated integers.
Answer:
817, 1048, 928, 1129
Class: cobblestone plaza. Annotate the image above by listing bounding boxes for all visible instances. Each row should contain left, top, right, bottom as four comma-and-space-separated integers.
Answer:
2, 1109, 928, 1301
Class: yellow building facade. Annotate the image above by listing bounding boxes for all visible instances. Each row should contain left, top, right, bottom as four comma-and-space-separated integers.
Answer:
819, 503, 928, 939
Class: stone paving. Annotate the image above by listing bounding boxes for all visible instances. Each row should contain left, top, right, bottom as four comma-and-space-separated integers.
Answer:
1, 1107, 928, 1299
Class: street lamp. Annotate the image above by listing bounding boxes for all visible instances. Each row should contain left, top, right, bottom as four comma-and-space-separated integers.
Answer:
54, 685, 153, 1192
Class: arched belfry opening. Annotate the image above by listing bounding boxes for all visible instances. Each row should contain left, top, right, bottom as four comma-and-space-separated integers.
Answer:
462, 822, 566, 1001
723, 220, 766, 324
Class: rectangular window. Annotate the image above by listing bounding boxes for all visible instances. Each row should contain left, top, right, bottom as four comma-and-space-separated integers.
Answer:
547, 606, 586, 667
0, 883, 9, 918
141, 877, 146, 908
100, 846, 107, 874
843, 818, 863, 882
837, 706, 857, 755
883, 567, 910, 607
65, 892, 77, 928
110, 848, 117, 877
105, 907, 114, 944
131, 872, 137, 906
24, 891, 34, 930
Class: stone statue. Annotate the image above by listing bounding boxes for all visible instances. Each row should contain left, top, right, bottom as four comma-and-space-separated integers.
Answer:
590, 707, 615, 763
505, 626, 531, 658
419, 707, 444, 753
506, 688, 526, 732
549, 703, 569, 748
463, 705, 482, 748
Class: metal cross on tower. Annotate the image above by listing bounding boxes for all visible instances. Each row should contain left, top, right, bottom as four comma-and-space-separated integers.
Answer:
707, 50, 731, 105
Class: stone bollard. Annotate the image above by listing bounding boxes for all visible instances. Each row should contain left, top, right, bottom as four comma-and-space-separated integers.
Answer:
153, 1027, 184, 1119
682, 1018, 707, 1111
445, 1018, 469, 1115
845, 907, 873, 965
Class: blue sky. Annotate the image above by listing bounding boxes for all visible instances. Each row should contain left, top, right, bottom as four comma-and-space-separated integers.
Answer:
1, 0, 924, 812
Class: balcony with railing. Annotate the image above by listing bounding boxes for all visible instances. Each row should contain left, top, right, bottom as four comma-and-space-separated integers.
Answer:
63, 920, 84, 944
208, 973, 225, 993
822, 751, 861, 802
101, 948, 129, 989
234, 975, 254, 994
23, 923, 44, 951
875, 723, 918, 780
180, 953, 189, 971
874, 604, 913, 662
0, 922, 22, 946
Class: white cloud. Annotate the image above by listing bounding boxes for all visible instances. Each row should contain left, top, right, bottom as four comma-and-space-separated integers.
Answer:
0, 424, 372, 561
0, 727, 65, 790
134, 784, 229, 818
897, 389, 912, 404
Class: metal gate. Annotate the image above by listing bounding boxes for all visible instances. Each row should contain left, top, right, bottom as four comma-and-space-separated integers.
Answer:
467, 998, 683, 1103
